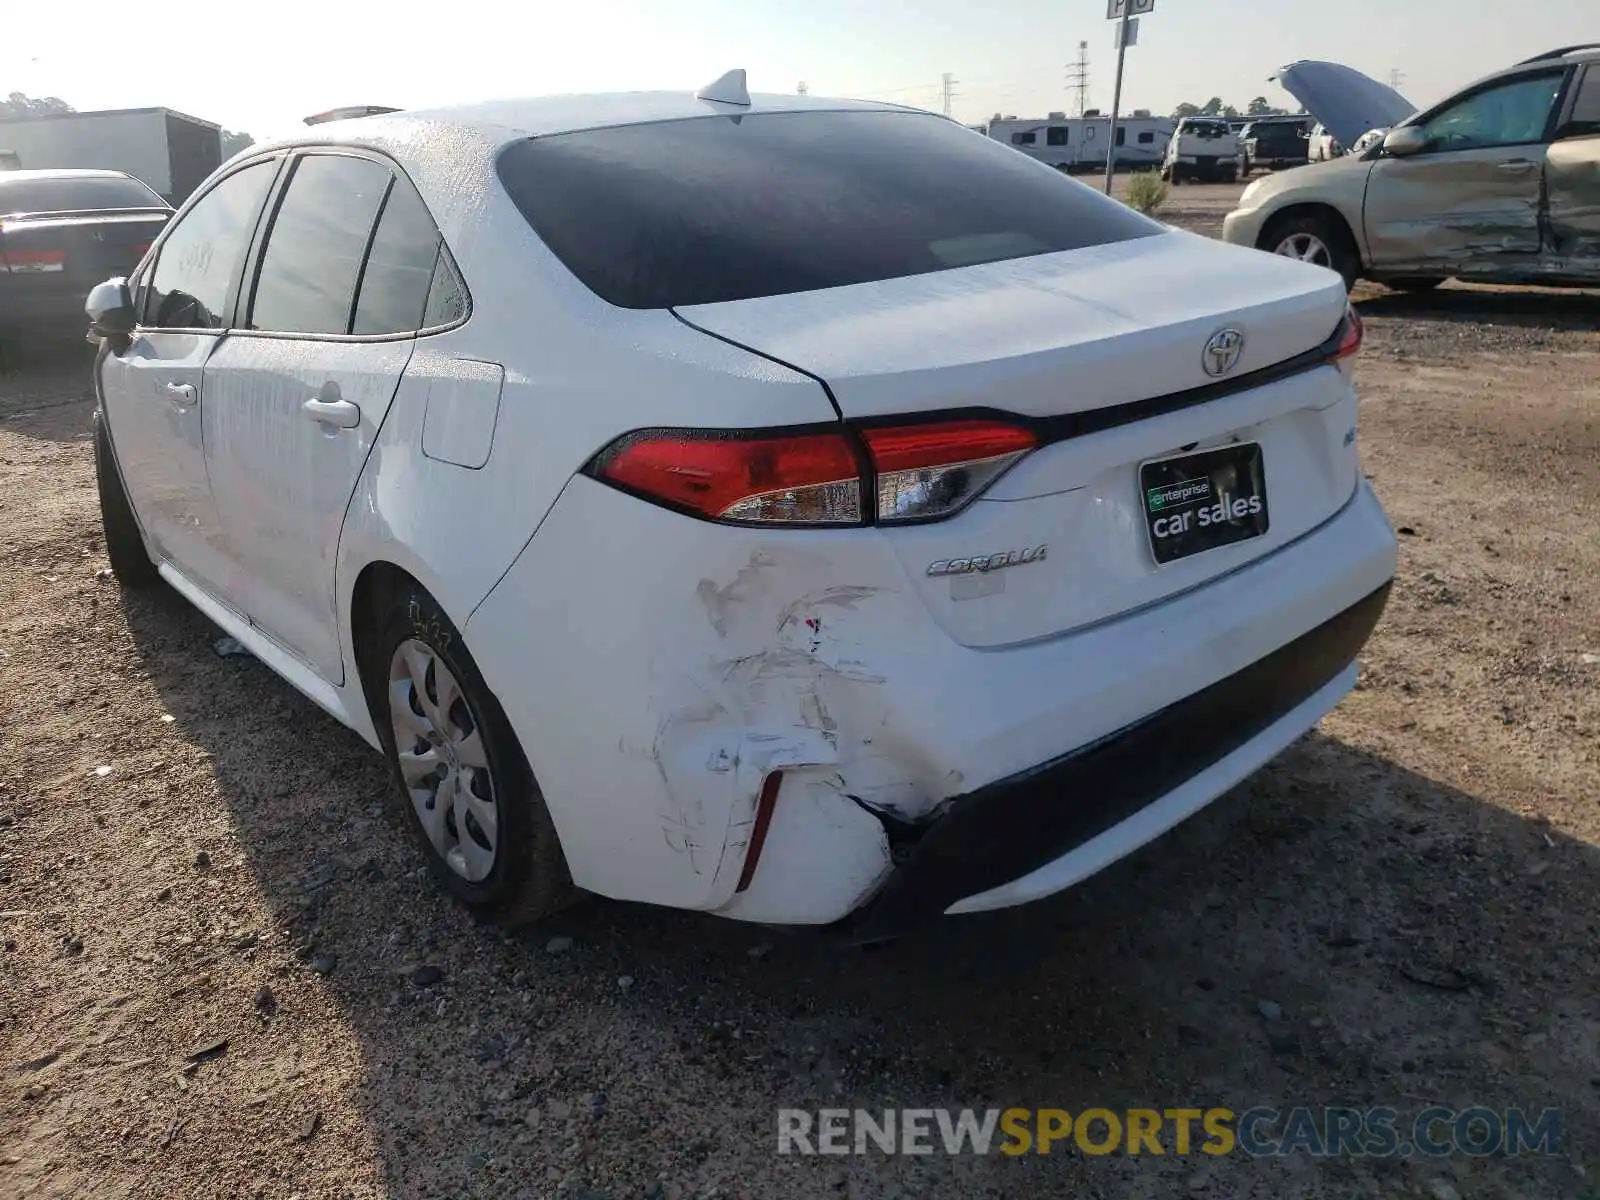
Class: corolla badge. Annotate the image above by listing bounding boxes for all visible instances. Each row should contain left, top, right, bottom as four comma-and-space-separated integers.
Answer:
1202, 328, 1246, 377
927, 545, 1048, 577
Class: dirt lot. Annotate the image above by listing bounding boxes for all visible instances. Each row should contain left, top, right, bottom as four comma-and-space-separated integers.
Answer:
2, 200, 1599, 1200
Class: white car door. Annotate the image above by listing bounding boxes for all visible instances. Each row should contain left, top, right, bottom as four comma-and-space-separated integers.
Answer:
201, 150, 464, 682
98, 159, 280, 598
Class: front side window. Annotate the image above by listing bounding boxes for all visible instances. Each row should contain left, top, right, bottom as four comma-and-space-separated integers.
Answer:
1418, 71, 1564, 152
1046, 127, 1070, 146
1011, 130, 1037, 145
145, 160, 277, 330
249, 154, 389, 335
498, 110, 1160, 309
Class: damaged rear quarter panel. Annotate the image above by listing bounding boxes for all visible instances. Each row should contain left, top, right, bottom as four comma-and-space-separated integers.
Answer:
1546, 137, 1600, 265
464, 475, 938, 913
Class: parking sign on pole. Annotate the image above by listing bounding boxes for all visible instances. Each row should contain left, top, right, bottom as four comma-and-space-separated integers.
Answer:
1105, 0, 1155, 18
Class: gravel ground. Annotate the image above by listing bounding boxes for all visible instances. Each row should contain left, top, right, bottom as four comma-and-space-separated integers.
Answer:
2, 221, 1598, 1200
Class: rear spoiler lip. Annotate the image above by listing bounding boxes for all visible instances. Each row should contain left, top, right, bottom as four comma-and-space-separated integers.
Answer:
302, 105, 402, 126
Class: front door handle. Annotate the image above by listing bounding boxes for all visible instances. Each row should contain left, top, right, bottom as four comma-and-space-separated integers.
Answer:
302, 396, 361, 429
164, 381, 196, 406
1496, 159, 1538, 172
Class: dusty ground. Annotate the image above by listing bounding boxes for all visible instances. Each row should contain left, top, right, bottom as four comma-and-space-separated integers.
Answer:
2, 212, 1598, 1200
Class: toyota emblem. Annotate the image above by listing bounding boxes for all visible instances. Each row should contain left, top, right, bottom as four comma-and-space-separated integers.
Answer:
1202, 328, 1246, 377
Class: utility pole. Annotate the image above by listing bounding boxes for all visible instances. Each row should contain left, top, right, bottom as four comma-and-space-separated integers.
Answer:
1388, 67, 1406, 90
941, 72, 957, 118
797, 81, 808, 96
1065, 41, 1091, 117
1104, 5, 1134, 195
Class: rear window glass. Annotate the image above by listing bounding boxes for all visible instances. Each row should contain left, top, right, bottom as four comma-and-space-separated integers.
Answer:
0, 175, 167, 215
497, 109, 1161, 309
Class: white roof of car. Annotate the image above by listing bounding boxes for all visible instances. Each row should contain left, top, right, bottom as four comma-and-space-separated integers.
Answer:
0, 168, 135, 182
302, 90, 913, 145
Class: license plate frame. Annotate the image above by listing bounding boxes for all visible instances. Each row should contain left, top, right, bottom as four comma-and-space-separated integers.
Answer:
1140, 442, 1270, 566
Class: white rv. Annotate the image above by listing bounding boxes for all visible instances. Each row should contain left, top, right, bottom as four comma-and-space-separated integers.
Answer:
985, 110, 1173, 172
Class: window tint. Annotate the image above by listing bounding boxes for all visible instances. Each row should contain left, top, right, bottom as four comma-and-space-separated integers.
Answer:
1562, 69, 1600, 138
146, 161, 276, 329
498, 110, 1160, 309
1011, 130, 1037, 145
0, 174, 167, 216
1420, 72, 1563, 151
1115, 127, 1126, 146
351, 175, 444, 334
1138, 131, 1155, 144
1046, 126, 1069, 146
250, 154, 389, 335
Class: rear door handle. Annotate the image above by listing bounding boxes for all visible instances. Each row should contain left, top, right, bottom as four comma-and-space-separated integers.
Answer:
1496, 159, 1538, 172
164, 381, 196, 406
302, 396, 361, 429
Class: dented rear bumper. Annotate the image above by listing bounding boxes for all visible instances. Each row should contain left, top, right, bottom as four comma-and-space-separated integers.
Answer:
844, 581, 1390, 943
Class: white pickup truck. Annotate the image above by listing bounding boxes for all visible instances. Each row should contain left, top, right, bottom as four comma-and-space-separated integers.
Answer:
1161, 117, 1240, 183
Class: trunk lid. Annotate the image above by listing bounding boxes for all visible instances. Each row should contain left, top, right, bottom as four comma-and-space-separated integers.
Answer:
677, 232, 1362, 648
0, 210, 168, 284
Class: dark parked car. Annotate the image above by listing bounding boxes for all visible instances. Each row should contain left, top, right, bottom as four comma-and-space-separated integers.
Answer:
1239, 119, 1312, 174
0, 169, 172, 345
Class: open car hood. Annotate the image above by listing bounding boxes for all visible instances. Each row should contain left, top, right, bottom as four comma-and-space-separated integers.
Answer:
1270, 60, 1416, 149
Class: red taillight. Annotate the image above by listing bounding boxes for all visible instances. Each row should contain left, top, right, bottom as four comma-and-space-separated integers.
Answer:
862, 419, 1037, 524
2, 248, 65, 274
590, 417, 1038, 527
595, 429, 863, 525
1332, 306, 1363, 364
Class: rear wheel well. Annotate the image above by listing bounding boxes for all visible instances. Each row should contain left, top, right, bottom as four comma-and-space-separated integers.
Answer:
350, 561, 425, 727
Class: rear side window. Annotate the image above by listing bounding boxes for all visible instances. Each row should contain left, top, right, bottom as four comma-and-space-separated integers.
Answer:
146, 160, 277, 329
1563, 68, 1600, 138
351, 176, 447, 335
249, 154, 389, 334
1046, 126, 1069, 146
498, 110, 1160, 309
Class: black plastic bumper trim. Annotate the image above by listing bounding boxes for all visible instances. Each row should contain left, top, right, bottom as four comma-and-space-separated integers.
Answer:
847, 581, 1392, 942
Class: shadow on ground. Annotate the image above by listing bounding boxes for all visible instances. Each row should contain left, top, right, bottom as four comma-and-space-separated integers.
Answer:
1356, 285, 1600, 333
112, 570, 1599, 1200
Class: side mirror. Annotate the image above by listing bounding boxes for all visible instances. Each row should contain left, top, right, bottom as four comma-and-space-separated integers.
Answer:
85, 277, 135, 351
1383, 127, 1429, 158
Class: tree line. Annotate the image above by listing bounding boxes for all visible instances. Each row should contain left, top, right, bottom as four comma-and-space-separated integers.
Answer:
1172, 96, 1304, 119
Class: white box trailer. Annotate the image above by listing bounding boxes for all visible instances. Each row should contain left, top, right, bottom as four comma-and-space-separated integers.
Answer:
986, 112, 1173, 171
0, 108, 222, 204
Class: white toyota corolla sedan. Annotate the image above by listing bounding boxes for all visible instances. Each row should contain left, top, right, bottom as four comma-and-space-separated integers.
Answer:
87, 74, 1397, 940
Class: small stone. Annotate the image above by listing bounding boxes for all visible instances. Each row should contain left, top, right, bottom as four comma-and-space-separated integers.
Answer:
254, 985, 277, 1014
297, 1110, 321, 1142
410, 964, 443, 987
23, 1084, 45, 1101
160, 714, 175, 723
185, 1036, 229, 1062
156, 887, 172, 902
63, 936, 83, 956
1580, 653, 1599, 666
1257, 999, 1283, 1021
545, 936, 574, 955
1188, 1168, 1211, 1191
214, 636, 251, 659
1268, 1032, 1302, 1056
644, 1183, 666, 1200
617, 975, 635, 992
548, 1099, 573, 1121
1428, 1181, 1462, 1200
747, 943, 772, 961
193, 851, 211, 870
309, 954, 337, 976
510, 970, 528, 988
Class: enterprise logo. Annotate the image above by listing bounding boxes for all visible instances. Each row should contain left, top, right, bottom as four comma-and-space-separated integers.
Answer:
1146, 477, 1212, 512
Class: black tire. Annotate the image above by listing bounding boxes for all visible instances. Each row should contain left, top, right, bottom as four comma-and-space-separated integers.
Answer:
1261, 211, 1361, 291
93, 409, 158, 588
1223, 165, 1239, 184
368, 586, 574, 925
1388, 277, 1446, 293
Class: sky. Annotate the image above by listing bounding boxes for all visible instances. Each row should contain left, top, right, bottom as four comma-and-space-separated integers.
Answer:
3, 0, 1593, 137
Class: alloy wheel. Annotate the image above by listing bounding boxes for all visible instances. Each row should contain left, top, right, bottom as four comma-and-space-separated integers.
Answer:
1275, 232, 1332, 268
388, 638, 498, 882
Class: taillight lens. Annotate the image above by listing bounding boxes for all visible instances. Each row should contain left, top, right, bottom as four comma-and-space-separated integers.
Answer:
861, 419, 1038, 524
1331, 306, 1363, 375
594, 429, 863, 525
2, 248, 65, 274
590, 418, 1038, 527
